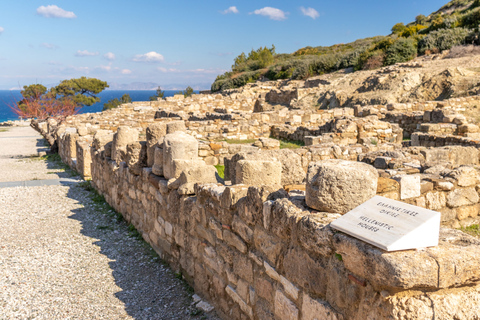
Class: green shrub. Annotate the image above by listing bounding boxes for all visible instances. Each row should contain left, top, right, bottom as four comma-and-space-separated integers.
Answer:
102, 93, 131, 111
336, 47, 369, 69
391, 22, 407, 35
384, 38, 417, 65
418, 27, 471, 54
461, 8, 480, 28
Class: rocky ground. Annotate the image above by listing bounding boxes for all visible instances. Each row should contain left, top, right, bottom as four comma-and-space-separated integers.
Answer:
232, 50, 480, 109
0, 126, 220, 320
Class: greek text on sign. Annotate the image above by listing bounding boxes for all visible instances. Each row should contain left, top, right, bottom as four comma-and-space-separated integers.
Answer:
330, 195, 441, 251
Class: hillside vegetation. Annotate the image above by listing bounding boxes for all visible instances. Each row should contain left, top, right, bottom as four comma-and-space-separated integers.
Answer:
212, 0, 480, 92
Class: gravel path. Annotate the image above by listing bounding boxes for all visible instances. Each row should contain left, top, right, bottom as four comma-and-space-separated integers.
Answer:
0, 126, 220, 320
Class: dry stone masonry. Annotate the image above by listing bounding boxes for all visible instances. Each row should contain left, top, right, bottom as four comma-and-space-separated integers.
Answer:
31, 55, 480, 319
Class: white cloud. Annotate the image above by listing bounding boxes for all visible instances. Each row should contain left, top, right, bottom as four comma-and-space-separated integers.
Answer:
222, 6, 239, 14
104, 52, 116, 61
251, 7, 287, 21
96, 65, 112, 71
0, 27, 4, 34
75, 50, 99, 57
157, 67, 227, 74
133, 51, 164, 62
41, 43, 59, 49
36, 5, 76, 19
121, 69, 132, 74
300, 7, 320, 19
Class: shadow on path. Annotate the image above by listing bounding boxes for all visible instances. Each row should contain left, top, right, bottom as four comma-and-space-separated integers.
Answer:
64, 183, 207, 320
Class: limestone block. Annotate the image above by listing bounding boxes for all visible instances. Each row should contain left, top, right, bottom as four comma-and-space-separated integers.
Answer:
92, 130, 114, 151
306, 160, 378, 214
274, 290, 299, 320
235, 160, 282, 186
393, 175, 421, 200
229, 149, 305, 185
152, 147, 164, 176
425, 192, 447, 210
172, 159, 207, 180
445, 146, 479, 166
112, 126, 138, 163
456, 204, 480, 220
447, 166, 480, 187
163, 131, 198, 179
447, 188, 479, 208
302, 293, 340, 320
258, 137, 280, 150
376, 177, 399, 194
204, 156, 219, 166
126, 141, 147, 176
146, 122, 167, 167
166, 120, 186, 133
76, 141, 92, 178
176, 164, 218, 195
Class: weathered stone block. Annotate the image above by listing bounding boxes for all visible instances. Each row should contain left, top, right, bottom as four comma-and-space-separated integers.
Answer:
306, 160, 378, 214
393, 174, 421, 200
166, 120, 186, 133
163, 131, 198, 179
146, 122, 167, 167
235, 160, 282, 186
274, 290, 298, 320
302, 293, 340, 320
126, 141, 147, 176
112, 126, 138, 163
447, 188, 479, 208
425, 192, 447, 210
447, 166, 480, 187
152, 146, 163, 176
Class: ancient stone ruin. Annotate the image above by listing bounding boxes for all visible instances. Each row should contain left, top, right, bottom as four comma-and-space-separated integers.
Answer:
32, 60, 480, 319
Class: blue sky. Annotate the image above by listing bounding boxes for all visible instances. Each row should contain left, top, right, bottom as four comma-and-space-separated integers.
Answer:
0, 0, 449, 90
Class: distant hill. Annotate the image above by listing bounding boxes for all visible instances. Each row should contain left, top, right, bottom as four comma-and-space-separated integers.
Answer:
211, 0, 480, 92
107, 82, 211, 91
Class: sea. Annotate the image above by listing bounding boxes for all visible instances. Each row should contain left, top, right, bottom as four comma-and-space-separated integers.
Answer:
0, 90, 183, 123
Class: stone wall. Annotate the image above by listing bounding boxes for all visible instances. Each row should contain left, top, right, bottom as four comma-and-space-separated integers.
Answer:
84, 142, 480, 320
29, 89, 480, 319
271, 116, 403, 146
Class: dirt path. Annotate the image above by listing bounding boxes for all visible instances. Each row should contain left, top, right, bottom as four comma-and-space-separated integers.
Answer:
0, 125, 219, 319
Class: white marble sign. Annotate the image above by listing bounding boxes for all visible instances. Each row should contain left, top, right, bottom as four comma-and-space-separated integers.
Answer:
330, 195, 441, 251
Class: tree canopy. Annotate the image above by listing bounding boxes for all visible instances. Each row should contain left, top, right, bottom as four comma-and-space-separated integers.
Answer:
11, 77, 109, 120
103, 94, 132, 111
149, 86, 165, 101
53, 77, 109, 107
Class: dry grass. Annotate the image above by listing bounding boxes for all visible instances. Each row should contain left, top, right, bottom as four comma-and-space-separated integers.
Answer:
445, 45, 480, 59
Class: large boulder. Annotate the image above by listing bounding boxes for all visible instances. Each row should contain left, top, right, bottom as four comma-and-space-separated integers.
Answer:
306, 160, 378, 214
163, 131, 198, 179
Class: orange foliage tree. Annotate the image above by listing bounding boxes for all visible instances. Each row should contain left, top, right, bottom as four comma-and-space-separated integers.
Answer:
10, 77, 108, 121
10, 94, 79, 121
